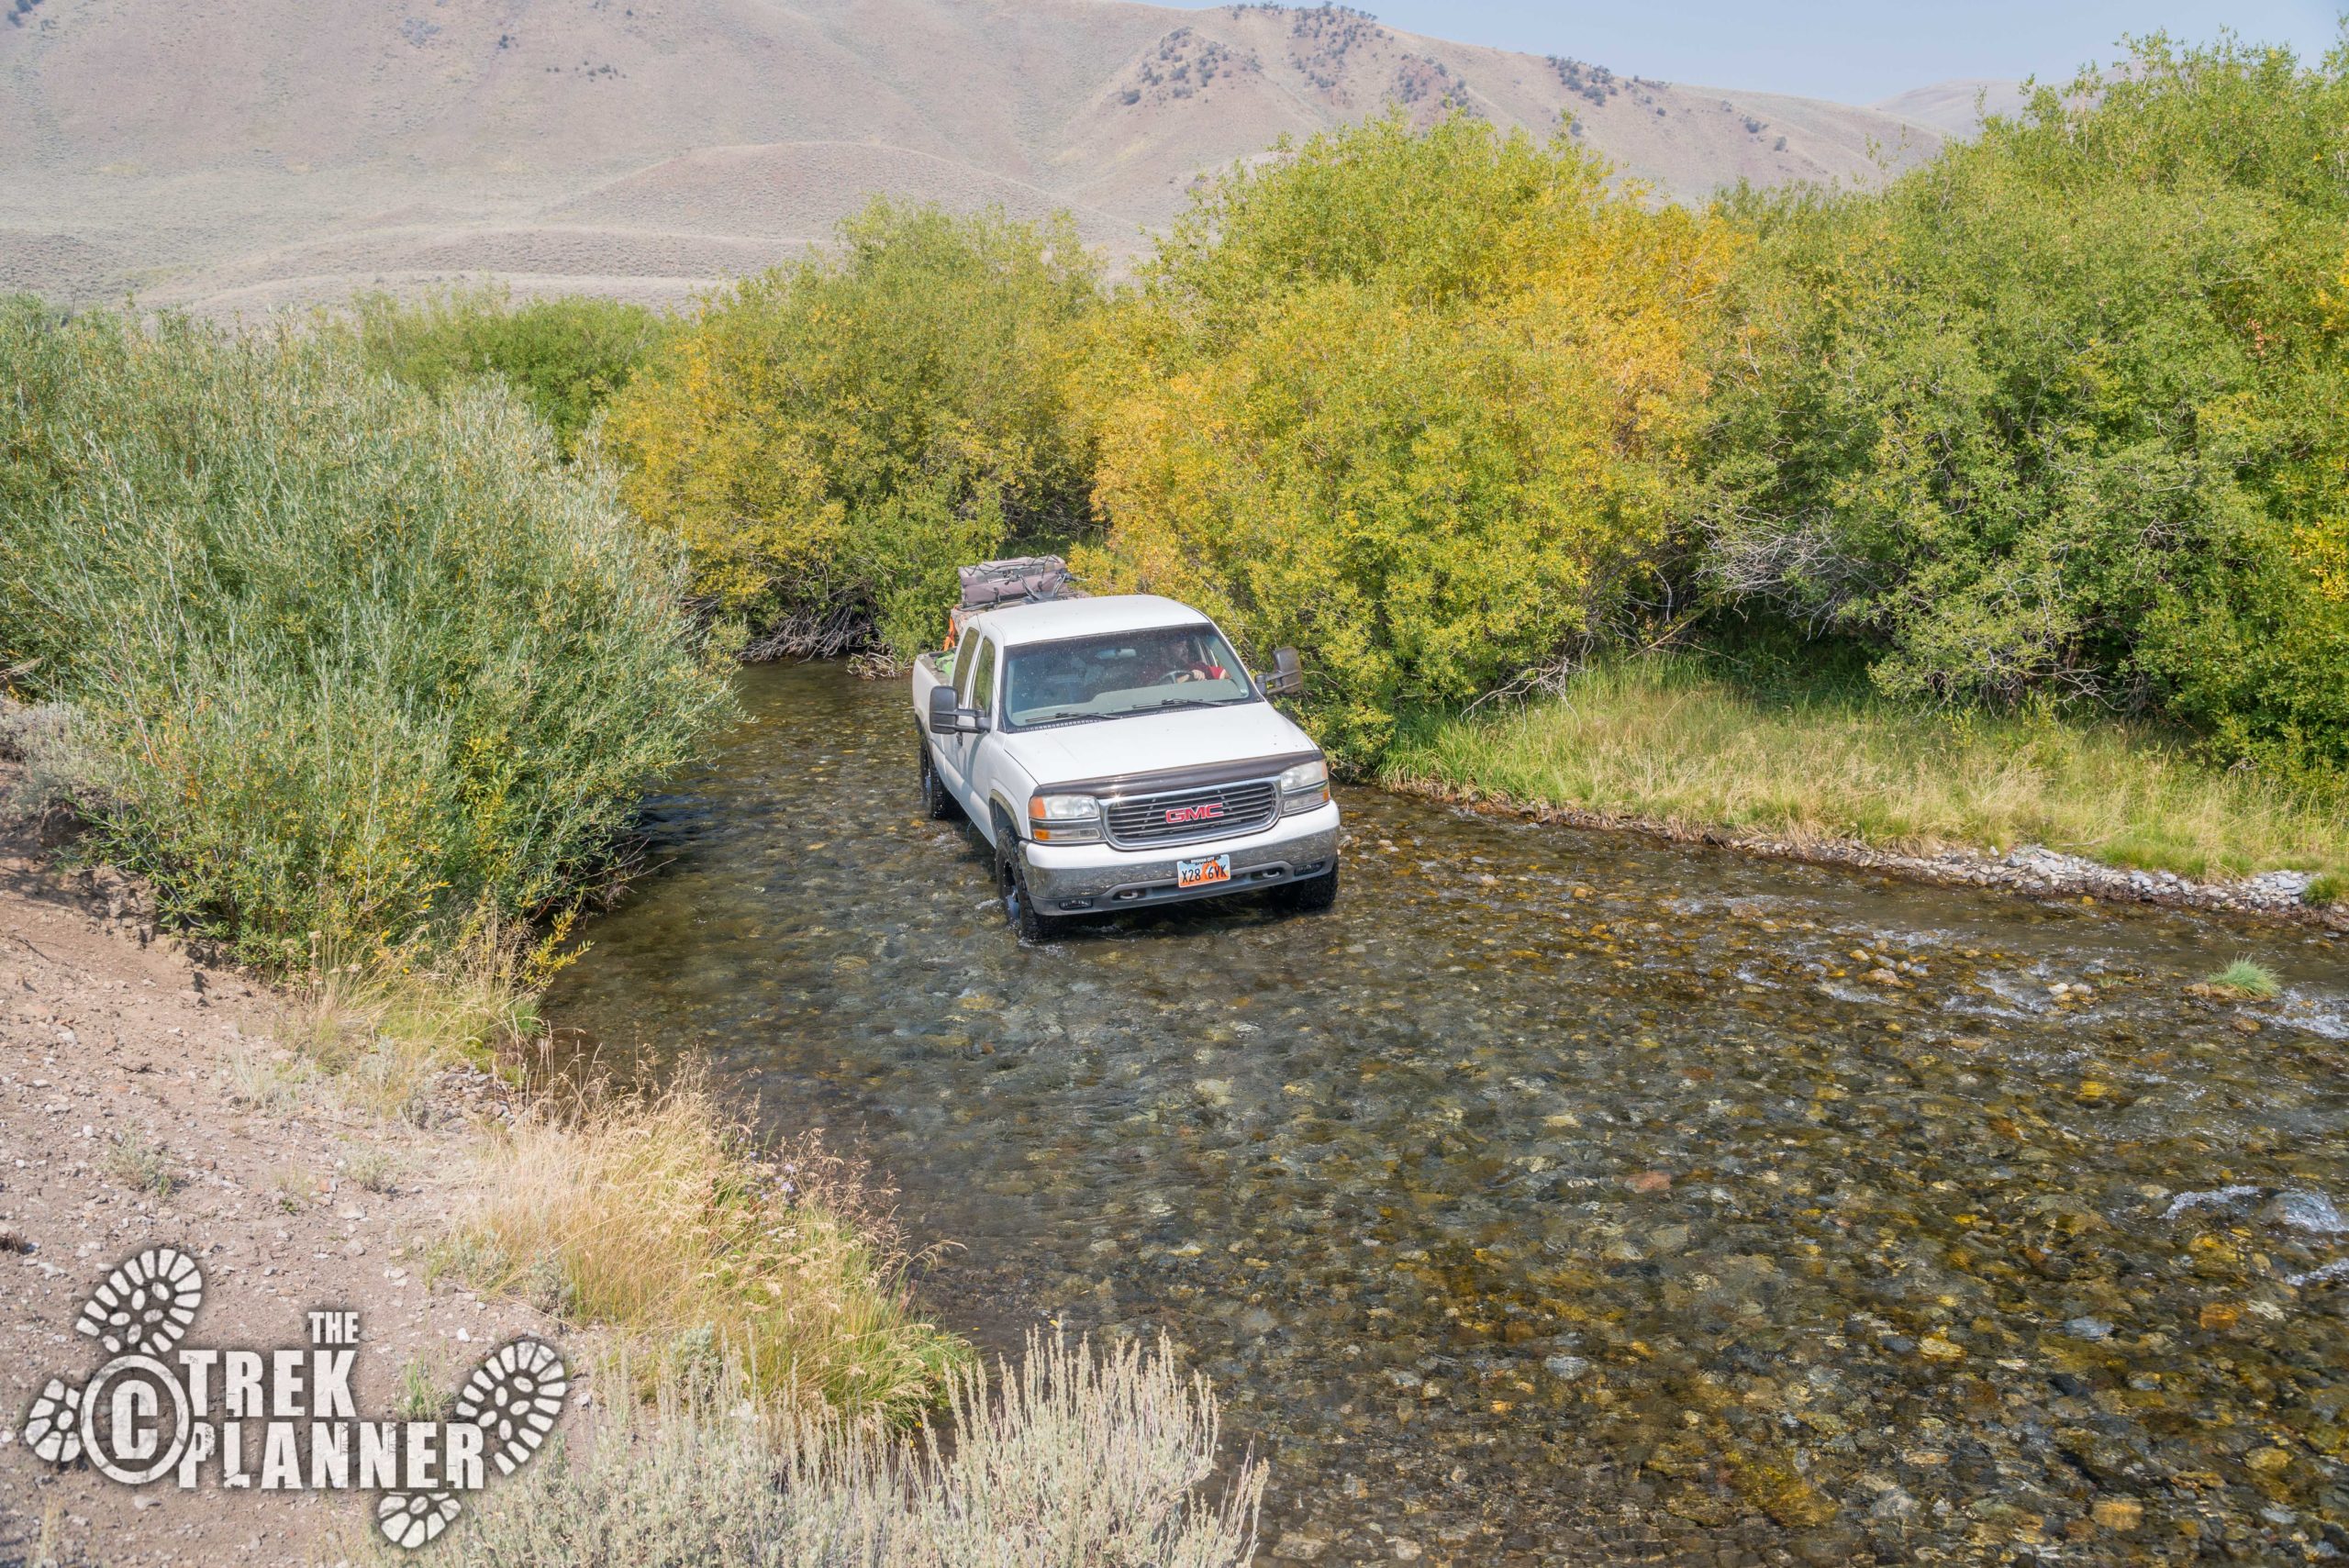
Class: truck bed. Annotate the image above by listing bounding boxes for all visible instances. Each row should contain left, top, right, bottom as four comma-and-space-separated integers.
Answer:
910, 647, 952, 717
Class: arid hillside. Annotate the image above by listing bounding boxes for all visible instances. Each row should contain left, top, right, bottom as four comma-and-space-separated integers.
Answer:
1871, 77, 2032, 136
0, 0, 1965, 312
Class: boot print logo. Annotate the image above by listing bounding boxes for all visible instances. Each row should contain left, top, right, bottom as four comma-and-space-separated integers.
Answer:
17, 1246, 568, 1550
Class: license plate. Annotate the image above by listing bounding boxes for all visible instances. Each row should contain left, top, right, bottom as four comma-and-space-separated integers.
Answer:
1176, 853, 1231, 889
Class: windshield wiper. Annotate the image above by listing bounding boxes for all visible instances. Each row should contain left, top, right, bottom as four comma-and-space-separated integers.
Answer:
1013, 695, 1245, 729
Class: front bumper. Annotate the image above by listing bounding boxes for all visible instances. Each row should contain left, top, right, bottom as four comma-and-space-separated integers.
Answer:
1021, 801, 1341, 914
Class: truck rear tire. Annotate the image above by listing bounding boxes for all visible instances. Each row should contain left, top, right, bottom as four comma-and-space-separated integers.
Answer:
993, 811, 1054, 942
918, 734, 959, 820
1279, 858, 1340, 914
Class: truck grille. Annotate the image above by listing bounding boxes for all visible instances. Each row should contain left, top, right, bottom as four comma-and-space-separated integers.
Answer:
1103, 779, 1279, 849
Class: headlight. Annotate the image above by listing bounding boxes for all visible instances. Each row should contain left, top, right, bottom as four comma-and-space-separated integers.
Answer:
1028, 793, 1101, 842
1276, 759, 1328, 793
1278, 757, 1330, 813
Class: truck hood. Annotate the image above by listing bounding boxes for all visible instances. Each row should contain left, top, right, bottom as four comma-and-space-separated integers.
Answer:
1013, 701, 1319, 790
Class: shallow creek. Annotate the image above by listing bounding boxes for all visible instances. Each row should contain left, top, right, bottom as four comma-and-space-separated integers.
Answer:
548, 662, 2349, 1565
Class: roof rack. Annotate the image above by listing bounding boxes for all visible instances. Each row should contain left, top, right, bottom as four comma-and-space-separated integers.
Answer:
946, 555, 1085, 645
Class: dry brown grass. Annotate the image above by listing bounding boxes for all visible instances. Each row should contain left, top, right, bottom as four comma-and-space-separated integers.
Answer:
248, 928, 968, 1428
1385, 654, 2349, 880
441, 1074, 967, 1425
278, 916, 558, 1123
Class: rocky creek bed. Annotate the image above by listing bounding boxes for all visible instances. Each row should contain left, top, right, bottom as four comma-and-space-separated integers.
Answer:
549, 662, 2349, 1566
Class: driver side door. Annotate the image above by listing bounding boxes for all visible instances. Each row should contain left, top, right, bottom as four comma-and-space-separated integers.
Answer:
943, 632, 996, 820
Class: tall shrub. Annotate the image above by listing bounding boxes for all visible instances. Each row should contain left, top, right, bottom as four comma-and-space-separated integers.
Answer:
0, 301, 730, 970
1701, 35, 2349, 784
348, 284, 673, 455
1074, 115, 1738, 765
605, 200, 1104, 658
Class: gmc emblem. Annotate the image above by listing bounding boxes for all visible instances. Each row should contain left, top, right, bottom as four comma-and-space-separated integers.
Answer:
1164, 802, 1225, 825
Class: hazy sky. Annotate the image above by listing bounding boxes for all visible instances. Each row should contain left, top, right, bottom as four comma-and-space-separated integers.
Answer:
1164, 1, 2343, 104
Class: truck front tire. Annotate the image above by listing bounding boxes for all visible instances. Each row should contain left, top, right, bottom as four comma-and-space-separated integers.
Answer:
918, 735, 959, 820
992, 811, 1053, 942
1278, 858, 1340, 913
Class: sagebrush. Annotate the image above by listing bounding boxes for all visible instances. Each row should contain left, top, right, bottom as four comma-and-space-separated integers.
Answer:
410, 1332, 1264, 1568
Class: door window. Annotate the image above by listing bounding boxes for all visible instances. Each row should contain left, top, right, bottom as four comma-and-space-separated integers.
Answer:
952, 628, 984, 707
969, 638, 997, 717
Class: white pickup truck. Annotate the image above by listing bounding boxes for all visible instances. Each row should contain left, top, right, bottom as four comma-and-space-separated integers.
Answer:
911, 586, 1340, 940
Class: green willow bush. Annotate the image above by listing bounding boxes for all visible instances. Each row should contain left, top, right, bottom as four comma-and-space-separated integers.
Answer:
348, 284, 674, 455
0, 300, 731, 970
607, 199, 1104, 659
1700, 34, 2349, 788
1074, 115, 1738, 766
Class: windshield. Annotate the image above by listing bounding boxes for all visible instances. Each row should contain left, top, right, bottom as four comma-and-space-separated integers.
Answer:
1003, 624, 1257, 728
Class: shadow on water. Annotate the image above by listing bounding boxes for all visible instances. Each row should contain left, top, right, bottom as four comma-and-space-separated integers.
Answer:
546, 661, 2349, 1566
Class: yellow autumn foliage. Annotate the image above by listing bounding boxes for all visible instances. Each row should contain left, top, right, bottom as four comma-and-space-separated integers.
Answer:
606, 199, 1102, 655
607, 325, 848, 619
2297, 249, 2349, 606
1074, 115, 1739, 763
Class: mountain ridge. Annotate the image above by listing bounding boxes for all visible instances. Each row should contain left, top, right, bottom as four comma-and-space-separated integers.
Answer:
0, 0, 2005, 313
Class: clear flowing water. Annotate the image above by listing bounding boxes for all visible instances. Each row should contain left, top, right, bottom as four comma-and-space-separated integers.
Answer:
548, 662, 2349, 1565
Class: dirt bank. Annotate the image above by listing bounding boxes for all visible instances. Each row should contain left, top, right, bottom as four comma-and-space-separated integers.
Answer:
0, 795, 551, 1566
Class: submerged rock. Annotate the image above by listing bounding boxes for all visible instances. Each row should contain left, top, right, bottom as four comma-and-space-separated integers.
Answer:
2090, 1498, 2143, 1531
2261, 1189, 2348, 1234
1727, 1451, 1839, 1529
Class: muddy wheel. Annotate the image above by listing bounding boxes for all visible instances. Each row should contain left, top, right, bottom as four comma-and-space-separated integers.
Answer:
993, 813, 1053, 942
1278, 858, 1340, 914
918, 734, 959, 820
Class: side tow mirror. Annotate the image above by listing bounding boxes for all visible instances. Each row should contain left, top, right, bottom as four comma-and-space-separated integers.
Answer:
929, 685, 976, 736
1261, 647, 1306, 698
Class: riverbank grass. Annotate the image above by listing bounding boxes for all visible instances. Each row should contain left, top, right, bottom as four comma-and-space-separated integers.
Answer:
282, 923, 559, 1123
1384, 655, 2349, 882
443, 1077, 968, 1424
251, 957, 968, 1427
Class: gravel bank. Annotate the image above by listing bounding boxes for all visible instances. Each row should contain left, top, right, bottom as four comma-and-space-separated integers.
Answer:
0, 788, 551, 1566
1395, 781, 2349, 932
